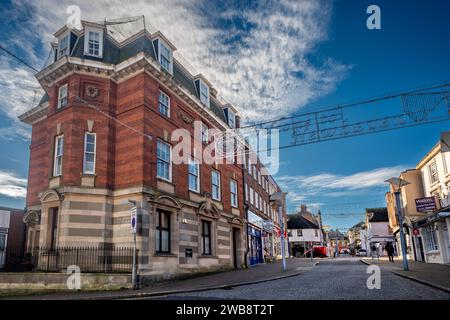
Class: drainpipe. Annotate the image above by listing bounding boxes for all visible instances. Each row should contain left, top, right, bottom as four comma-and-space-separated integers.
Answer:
242, 160, 249, 268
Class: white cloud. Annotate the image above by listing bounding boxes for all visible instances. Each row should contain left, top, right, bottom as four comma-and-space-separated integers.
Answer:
0, 0, 349, 139
276, 165, 408, 208
0, 170, 27, 198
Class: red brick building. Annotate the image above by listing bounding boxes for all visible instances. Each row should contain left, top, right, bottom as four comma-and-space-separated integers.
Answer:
19, 19, 285, 277
0, 207, 26, 270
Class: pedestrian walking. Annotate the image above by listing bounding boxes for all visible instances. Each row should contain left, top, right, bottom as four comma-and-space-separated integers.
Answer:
370, 244, 379, 259
385, 242, 395, 262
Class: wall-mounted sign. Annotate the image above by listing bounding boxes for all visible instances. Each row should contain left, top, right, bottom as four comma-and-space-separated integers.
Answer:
262, 220, 274, 232
130, 207, 137, 234
185, 248, 193, 258
247, 210, 263, 228
415, 197, 437, 212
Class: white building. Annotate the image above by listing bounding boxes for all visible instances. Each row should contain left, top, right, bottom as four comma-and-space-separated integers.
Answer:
287, 213, 323, 257
365, 208, 395, 257
413, 133, 450, 264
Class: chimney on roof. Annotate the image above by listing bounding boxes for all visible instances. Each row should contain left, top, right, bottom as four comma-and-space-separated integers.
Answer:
300, 204, 307, 214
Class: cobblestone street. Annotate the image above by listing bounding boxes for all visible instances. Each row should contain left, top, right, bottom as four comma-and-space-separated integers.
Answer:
142, 257, 450, 300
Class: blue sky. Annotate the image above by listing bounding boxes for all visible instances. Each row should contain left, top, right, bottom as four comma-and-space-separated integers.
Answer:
0, 0, 449, 231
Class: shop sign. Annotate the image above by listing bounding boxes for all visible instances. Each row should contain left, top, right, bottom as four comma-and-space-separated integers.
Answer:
248, 210, 263, 228
262, 220, 274, 232
415, 197, 436, 212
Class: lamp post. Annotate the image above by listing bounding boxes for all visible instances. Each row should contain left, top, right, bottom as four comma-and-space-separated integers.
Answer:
270, 192, 287, 272
385, 177, 410, 271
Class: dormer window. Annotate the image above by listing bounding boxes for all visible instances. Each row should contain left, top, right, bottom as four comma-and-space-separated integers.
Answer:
228, 110, 236, 128
58, 32, 70, 59
84, 28, 103, 58
195, 79, 210, 108
159, 41, 173, 74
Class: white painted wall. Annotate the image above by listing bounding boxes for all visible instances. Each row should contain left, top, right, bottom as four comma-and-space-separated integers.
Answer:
367, 221, 390, 237
420, 148, 450, 199
288, 228, 322, 243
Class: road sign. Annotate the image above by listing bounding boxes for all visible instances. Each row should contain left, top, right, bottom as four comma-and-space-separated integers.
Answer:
130, 206, 137, 234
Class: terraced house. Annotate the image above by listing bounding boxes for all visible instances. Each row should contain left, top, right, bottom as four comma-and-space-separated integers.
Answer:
18, 18, 285, 278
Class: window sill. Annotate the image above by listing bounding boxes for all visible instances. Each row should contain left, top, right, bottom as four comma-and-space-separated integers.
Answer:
425, 250, 440, 255
153, 253, 176, 257
198, 255, 218, 259
157, 177, 173, 184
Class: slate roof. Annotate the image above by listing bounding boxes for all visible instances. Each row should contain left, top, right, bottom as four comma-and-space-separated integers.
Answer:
49, 26, 228, 124
366, 207, 389, 222
287, 214, 319, 230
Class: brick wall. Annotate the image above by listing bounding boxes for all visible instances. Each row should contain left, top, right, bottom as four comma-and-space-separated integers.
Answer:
26, 71, 245, 218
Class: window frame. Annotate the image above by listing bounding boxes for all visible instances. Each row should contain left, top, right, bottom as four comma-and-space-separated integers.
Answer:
155, 211, 171, 253
53, 135, 64, 177
58, 31, 70, 59
428, 160, 439, 185
158, 90, 170, 117
211, 169, 221, 201
157, 139, 172, 182
201, 220, 212, 255
228, 110, 236, 128
198, 79, 210, 108
158, 40, 173, 74
230, 179, 238, 208
84, 28, 103, 58
200, 122, 209, 144
83, 132, 96, 174
188, 158, 200, 193
424, 225, 438, 252
57, 83, 68, 109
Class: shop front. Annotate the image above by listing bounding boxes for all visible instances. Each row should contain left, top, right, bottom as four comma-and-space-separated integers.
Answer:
248, 226, 263, 265
247, 210, 264, 266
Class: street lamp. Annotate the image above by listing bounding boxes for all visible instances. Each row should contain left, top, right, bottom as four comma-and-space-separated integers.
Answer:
385, 177, 410, 271
270, 192, 287, 272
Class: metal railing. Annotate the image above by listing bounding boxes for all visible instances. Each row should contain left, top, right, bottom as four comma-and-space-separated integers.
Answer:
1, 246, 135, 273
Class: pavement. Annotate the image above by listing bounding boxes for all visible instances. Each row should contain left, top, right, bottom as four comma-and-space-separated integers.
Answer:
2, 257, 318, 300
140, 257, 450, 300
361, 257, 450, 293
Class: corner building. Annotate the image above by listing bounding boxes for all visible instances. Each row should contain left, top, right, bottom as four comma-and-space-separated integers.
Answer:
19, 19, 257, 278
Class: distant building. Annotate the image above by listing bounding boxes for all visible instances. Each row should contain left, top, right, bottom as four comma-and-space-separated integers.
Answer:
347, 221, 365, 251
385, 169, 426, 261
0, 207, 26, 270
326, 229, 348, 256
287, 213, 322, 257
365, 207, 395, 257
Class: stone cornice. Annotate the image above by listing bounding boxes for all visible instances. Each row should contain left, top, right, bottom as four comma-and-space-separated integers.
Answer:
25, 53, 230, 131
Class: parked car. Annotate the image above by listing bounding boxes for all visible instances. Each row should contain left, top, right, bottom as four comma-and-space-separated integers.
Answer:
356, 249, 367, 256
304, 246, 327, 258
